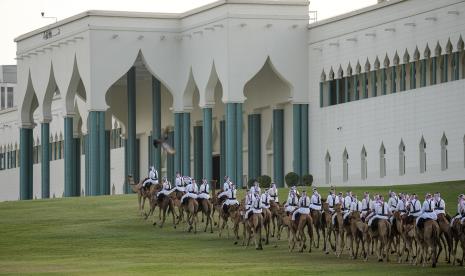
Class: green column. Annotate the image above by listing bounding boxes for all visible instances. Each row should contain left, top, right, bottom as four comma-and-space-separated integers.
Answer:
400, 64, 406, 91
248, 114, 261, 181
64, 117, 74, 197
371, 71, 377, 97
225, 103, 236, 182
362, 73, 368, 98
220, 120, 226, 181
319, 82, 323, 107
300, 104, 309, 176
391, 66, 396, 93
182, 112, 191, 176
431, 57, 437, 85
273, 109, 284, 187
74, 137, 81, 196
443, 54, 448, 83
19, 127, 33, 200
293, 104, 301, 178
152, 76, 161, 172
420, 60, 427, 87
98, 112, 107, 195
127, 66, 137, 193
381, 68, 387, 95
202, 108, 212, 181
235, 103, 243, 188
174, 113, 182, 175
410, 62, 416, 89
41, 122, 50, 198
193, 125, 203, 181
344, 77, 349, 103
88, 112, 99, 196
353, 75, 359, 100
167, 131, 174, 182
453, 52, 460, 81
84, 135, 89, 195
335, 79, 340, 104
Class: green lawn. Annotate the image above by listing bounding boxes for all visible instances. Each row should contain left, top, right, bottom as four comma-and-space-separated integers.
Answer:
0, 181, 464, 275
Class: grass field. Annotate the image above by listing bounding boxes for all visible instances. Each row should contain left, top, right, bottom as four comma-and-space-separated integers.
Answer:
1, 181, 464, 275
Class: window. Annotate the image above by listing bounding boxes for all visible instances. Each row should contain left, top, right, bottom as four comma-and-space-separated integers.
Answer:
419, 137, 427, 173
399, 140, 406, 176
1, 87, 4, 109
441, 133, 448, 171
380, 143, 386, 178
7, 87, 13, 108
361, 146, 367, 180
325, 151, 331, 184
342, 149, 349, 182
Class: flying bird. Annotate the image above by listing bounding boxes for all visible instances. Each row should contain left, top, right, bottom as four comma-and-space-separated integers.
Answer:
152, 128, 176, 155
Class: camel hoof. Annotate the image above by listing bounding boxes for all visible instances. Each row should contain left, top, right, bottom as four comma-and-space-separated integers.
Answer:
234, 241, 238, 245
325, 251, 329, 255
153, 222, 157, 226
378, 259, 383, 262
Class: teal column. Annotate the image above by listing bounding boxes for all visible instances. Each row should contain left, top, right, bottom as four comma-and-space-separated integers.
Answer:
104, 130, 110, 195
431, 57, 437, 85
19, 127, 33, 200
443, 54, 448, 83
64, 117, 74, 197
152, 76, 161, 172
74, 137, 81, 196
371, 71, 377, 97
174, 113, 182, 174
273, 109, 284, 187
182, 112, 191, 176
300, 104, 309, 176
293, 104, 302, 178
167, 131, 174, 182
319, 82, 323, 107
327, 81, 332, 105
381, 68, 387, 95
84, 135, 89, 195
98, 112, 107, 195
400, 64, 406, 91
248, 114, 261, 181
362, 73, 368, 98
193, 125, 203, 181
391, 66, 397, 93
420, 60, 427, 87
127, 66, 136, 193
410, 62, 416, 89
353, 75, 359, 100
453, 52, 460, 81
88, 112, 99, 196
236, 104, 243, 187
335, 79, 340, 104
41, 122, 50, 198
202, 108, 212, 181
344, 77, 349, 103
225, 103, 236, 182
220, 120, 226, 181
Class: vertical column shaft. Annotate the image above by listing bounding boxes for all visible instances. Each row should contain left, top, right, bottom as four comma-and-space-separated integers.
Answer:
182, 112, 191, 176
410, 62, 416, 89
443, 54, 448, 83
41, 122, 50, 199
400, 64, 406, 91
174, 113, 182, 174
127, 66, 137, 192
432, 57, 437, 85
273, 109, 284, 187
300, 104, 309, 176
202, 108, 212, 182
167, 131, 174, 182
381, 68, 387, 95
104, 130, 110, 195
293, 105, 301, 178
335, 79, 340, 104
319, 82, 323, 107
421, 59, 427, 87
344, 77, 349, 103
371, 71, 377, 97
391, 66, 397, 93
225, 103, 236, 182
219, 120, 226, 182
19, 127, 33, 200
152, 77, 161, 172
88, 112, 100, 196
98, 112, 107, 195
64, 117, 74, 197
193, 125, 203, 181
74, 137, 81, 196
235, 103, 243, 188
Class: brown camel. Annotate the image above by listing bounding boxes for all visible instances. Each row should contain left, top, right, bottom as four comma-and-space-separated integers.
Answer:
368, 217, 391, 262
348, 211, 369, 260
179, 197, 199, 233
450, 218, 465, 266
218, 203, 239, 238
288, 212, 313, 253
147, 191, 176, 229
269, 200, 280, 237
436, 213, 452, 263
197, 198, 213, 233
171, 190, 185, 223
321, 202, 336, 254
276, 205, 290, 241
244, 211, 264, 250
414, 219, 440, 267
128, 175, 158, 216
310, 209, 323, 248
261, 207, 272, 245
332, 204, 344, 257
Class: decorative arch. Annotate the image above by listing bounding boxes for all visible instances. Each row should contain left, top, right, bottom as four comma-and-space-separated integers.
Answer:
419, 136, 427, 173
342, 148, 349, 182
325, 151, 331, 184
361, 146, 367, 180
379, 142, 386, 178
399, 139, 406, 176
19, 71, 39, 127
440, 133, 448, 171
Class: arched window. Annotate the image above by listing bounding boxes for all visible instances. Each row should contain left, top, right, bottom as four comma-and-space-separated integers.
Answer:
380, 143, 386, 178
325, 151, 331, 184
419, 136, 427, 173
342, 149, 349, 182
361, 146, 367, 180
399, 140, 406, 176
441, 133, 448, 171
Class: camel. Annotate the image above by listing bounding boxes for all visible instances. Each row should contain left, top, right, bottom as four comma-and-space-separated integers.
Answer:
269, 200, 280, 237
171, 190, 185, 223
450, 218, 465, 266
288, 212, 314, 253
414, 219, 440, 267
128, 175, 158, 216
368, 216, 391, 262
332, 204, 344, 257
218, 203, 239, 238
197, 198, 213, 233
211, 192, 228, 227
391, 211, 413, 263
179, 197, 199, 233
244, 211, 264, 250
310, 208, 324, 248
261, 207, 272, 245
436, 213, 452, 263
147, 191, 176, 229
276, 205, 290, 241
348, 211, 368, 260
321, 202, 336, 254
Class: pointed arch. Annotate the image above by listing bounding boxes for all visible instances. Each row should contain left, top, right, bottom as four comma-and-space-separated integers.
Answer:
361, 146, 367, 180
399, 139, 406, 176
440, 133, 448, 171
201, 62, 223, 107
379, 142, 386, 178
419, 136, 427, 173
181, 67, 199, 111
342, 148, 349, 182
325, 151, 331, 184
19, 71, 39, 127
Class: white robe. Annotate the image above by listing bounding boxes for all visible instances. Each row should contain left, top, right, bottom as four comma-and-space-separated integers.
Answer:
197, 184, 210, 200
292, 196, 310, 220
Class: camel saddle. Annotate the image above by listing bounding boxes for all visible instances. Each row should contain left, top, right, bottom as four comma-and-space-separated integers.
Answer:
417, 218, 432, 230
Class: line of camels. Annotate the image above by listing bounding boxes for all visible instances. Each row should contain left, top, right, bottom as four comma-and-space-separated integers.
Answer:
127, 176, 464, 268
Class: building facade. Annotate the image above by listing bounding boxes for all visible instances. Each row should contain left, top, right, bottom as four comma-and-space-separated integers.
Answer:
0, 0, 464, 201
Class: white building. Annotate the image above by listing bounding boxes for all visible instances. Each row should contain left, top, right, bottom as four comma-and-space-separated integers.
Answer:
0, 0, 464, 201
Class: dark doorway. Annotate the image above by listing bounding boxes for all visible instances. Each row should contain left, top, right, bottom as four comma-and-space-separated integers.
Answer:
212, 155, 220, 189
